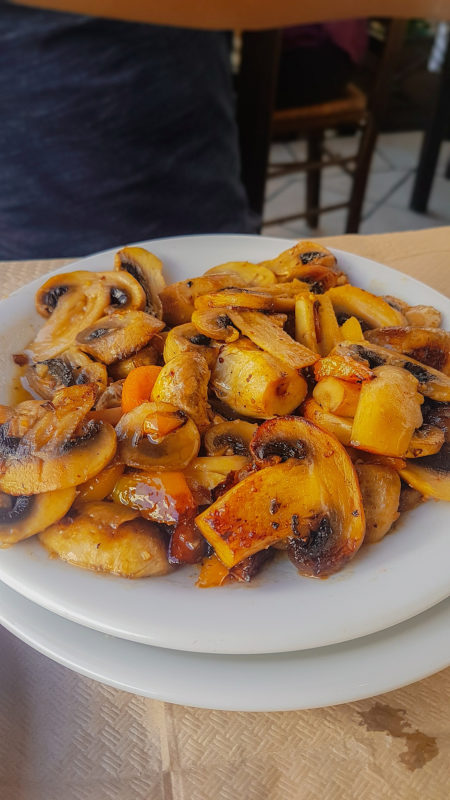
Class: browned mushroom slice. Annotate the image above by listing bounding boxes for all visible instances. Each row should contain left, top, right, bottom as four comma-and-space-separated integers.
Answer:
227, 309, 318, 370
116, 401, 200, 470
211, 339, 307, 419
159, 274, 246, 327
39, 501, 171, 577
333, 340, 450, 402
35, 271, 104, 317
163, 322, 221, 367
406, 425, 445, 458
0, 486, 76, 547
190, 310, 239, 343
400, 444, 450, 502
204, 420, 258, 456
194, 287, 297, 314
108, 344, 160, 380
196, 416, 365, 575
384, 296, 441, 328
0, 385, 117, 495
76, 310, 164, 365
95, 380, 124, 409
365, 327, 450, 376
115, 246, 166, 318
25, 347, 107, 401
151, 352, 212, 433
98, 269, 146, 311
259, 240, 337, 276
29, 283, 112, 361
355, 464, 401, 544
204, 261, 276, 286
327, 286, 406, 328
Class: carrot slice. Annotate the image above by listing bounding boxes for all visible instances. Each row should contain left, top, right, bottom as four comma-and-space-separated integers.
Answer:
121, 365, 162, 413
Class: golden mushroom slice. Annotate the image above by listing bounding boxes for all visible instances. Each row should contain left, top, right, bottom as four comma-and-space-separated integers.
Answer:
259, 240, 337, 276
354, 464, 401, 544
25, 347, 107, 400
211, 338, 308, 419
29, 283, 111, 361
159, 273, 246, 326
365, 327, 450, 376
39, 501, 171, 578
35, 270, 105, 317
116, 401, 200, 470
108, 343, 160, 380
115, 246, 166, 318
0, 385, 117, 495
351, 365, 423, 457
406, 425, 445, 458
333, 341, 450, 402
151, 352, 212, 433
0, 486, 76, 547
204, 420, 258, 456
226, 309, 318, 370
76, 310, 164, 365
384, 296, 442, 328
302, 397, 353, 446
327, 286, 406, 329
400, 444, 450, 502
190, 309, 239, 343
194, 287, 297, 313
196, 416, 365, 575
163, 323, 221, 367
204, 261, 276, 287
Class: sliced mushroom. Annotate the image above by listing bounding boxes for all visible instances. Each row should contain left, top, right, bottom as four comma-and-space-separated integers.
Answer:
196, 416, 365, 575
39, 501, 171, 577
0, 486, 76, 547
365, 327, 450, 376
25, 347, 107, 400
259, 240, 337, 276
355, 464, 401, 544
327, 286, 406, 329
36, 271, 104, 317
406, 425, 445, 458
302, 397, 353, 446
400, 444, 450, 502
226, 309, 318, 370
29, 283, 111, 361
163, 323, 221, 367
204, 420, 258, 456
211, 339, 308, 419
74, 458, 124, 506
108, 344, 160, 380
190, 309, 239, 343
95, 380, 124, 409
0, 385, 117, 495
313, 377, 361, 417
204, 261, 276, 287
183, 455, 250, 495
351, 365, 423, 457
76, 310, 164, 365
115, 246, 166, 318
384, 296, 441, 328
151, 352, 212, 433
194, 287, 297, 314
159, 274, 246, 327
116, 401, 200, 470
333, 341, 450, 402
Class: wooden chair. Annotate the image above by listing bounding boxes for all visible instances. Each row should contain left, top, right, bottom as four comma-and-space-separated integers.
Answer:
255, 19, 407, 234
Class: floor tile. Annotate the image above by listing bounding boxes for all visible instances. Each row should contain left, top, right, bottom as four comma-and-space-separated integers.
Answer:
376, 131, 423, 170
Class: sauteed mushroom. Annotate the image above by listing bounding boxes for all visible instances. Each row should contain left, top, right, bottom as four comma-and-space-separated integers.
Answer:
190, 309, 239, 343
0, 486, 76, 547
108, 344, 160, 380
151, 352, 212, 433
204, 420, 258, 456
333, 341, 450, 402
196, 416, 364, 575
160, 274, 246, 327
25, 347, 107, 400
39, 501, 171, 577
327, 286, 406, 329
35, 269, 145, 317
365, 327, 450, 376
384, 296, 441, 328
116, 401, 200, 470
0, 385, 117, 495
204, 261, 276, 287
400, 444, 450, 502
76, 310, 164, 365
163, 323, 220, 367
354, 464, 401, 543
115, 246, 165, 318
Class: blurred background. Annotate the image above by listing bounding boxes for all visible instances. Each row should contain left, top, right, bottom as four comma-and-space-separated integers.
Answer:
242, 19, 450, 238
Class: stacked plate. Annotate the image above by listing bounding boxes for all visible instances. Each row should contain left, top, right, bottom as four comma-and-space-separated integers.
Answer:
0, 236, 449, 711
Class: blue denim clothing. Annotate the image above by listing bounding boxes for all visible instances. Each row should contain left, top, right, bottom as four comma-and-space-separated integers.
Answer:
0, 5, 254, 258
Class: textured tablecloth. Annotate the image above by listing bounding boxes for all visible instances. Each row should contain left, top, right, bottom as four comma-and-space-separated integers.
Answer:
0, 228, 449, 800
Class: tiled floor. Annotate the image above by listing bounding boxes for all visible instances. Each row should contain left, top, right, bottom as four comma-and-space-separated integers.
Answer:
262, 131, 450, 238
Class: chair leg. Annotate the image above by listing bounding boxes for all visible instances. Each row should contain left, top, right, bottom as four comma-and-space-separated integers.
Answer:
306, 133, 323, 228
346, 117, 377, 234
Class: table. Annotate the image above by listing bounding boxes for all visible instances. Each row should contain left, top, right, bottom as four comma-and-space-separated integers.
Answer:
0, 228, 449, 800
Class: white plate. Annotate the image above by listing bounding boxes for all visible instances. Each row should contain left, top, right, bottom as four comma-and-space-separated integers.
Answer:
0, 581, 449, 711
0, 235, 449, 655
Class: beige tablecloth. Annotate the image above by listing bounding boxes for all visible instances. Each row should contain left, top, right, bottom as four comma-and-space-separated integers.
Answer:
0, 228, 449, 800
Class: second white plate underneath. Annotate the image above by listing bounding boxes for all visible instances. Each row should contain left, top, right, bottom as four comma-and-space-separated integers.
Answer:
0, 581, 449, 712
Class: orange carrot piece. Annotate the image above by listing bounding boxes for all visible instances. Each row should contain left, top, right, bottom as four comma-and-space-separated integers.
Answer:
143, 410, 185, 439
121, 365, 162, 413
